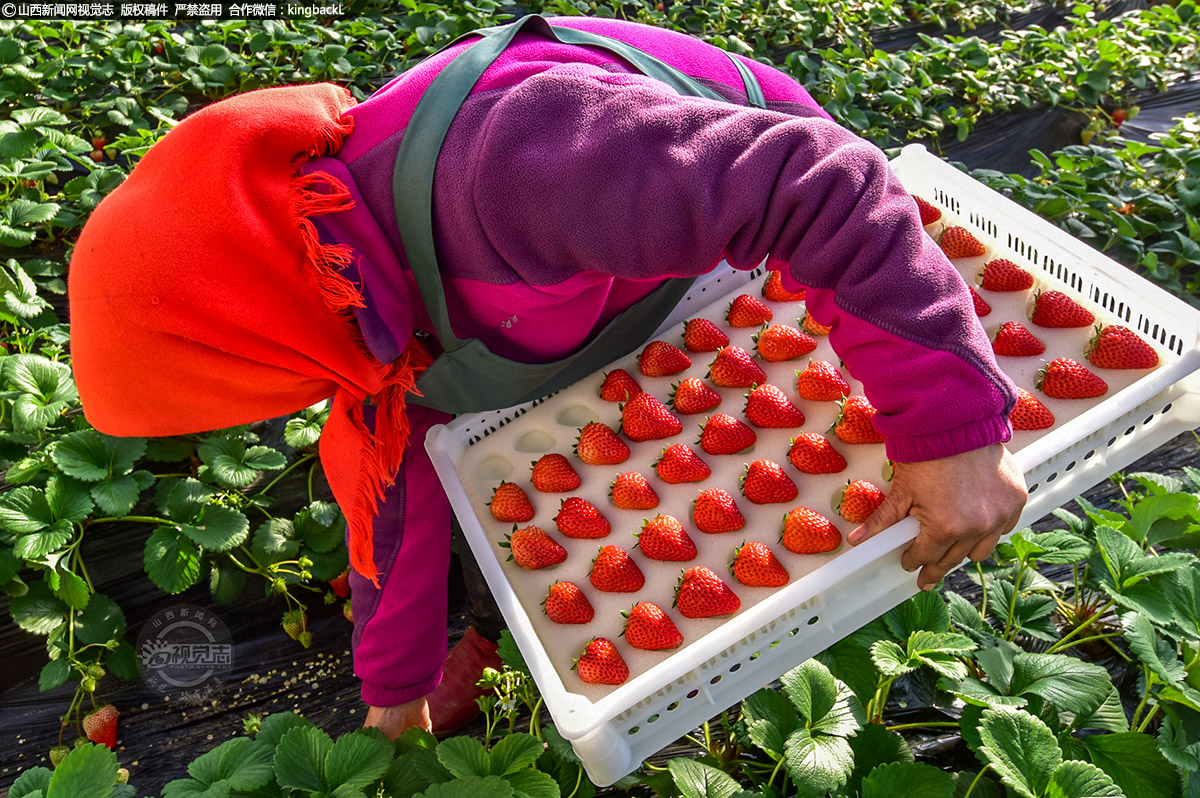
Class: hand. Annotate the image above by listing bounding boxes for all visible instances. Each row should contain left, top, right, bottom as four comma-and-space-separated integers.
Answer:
847, 444, 1026, 591
364, 697, 432, 739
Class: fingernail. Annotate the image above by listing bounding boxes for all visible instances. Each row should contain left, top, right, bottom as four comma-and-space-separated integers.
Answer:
847, 528, 863, 544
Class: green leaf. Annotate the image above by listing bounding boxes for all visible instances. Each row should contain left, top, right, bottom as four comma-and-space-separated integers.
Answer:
274, 725, 332, 792
1043, 760, 1123, 798
324, 729, 393, 789
293, 502, 344, 554
783, 728, 854, 795
193, 738, 273, 790
1157, 705, 1200, 773
871, 639, 914, 677
252, 518, 300, 563
667, 758, 743, 798
14, 525, 71, 558
783, 659, 863, 737
909, 630, 976, 680
845, 724, 914, 797
46, 475, 93, 525
1073, 686, 1130, 733
502, 767, 560, 798
1009, 653, 1112, 716
383, 751, 429, 798
862, 761, 955, 798
53, 566, 89, 610
1025, 530, 1093, 564
255, 711, 314, 746
497, 630, 529, 676
163, 478, 215, 523
0, 485, 54, 533
10, 579, 66, 634
143, 527, 201, 594
885, 589, 951, 638
947, 591, 992, 639
1123, 612, 1187, 686
180, 505, 249, 553
489, 734, 543, 776
978, 706, 1062, 798
107, 641, 139, 681
39, 657, 70, 691
209, 557, 246, 605
198, 436, 285, 488
1081, 732, 1177, 798
51, 430, 112, 481
436, 736, 491, 779
817, 638, 881, 704
9, 766, 52, 798
416, 777, 514, 798
75, 593, 124, 646
45, 743, 119, 798
742, 687, 800, 757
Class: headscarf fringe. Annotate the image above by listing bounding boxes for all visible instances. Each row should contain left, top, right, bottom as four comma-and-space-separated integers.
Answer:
292, 171, 366, 312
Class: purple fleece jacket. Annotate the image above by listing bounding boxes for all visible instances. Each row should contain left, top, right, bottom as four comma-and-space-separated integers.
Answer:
304, 17, 1017, 707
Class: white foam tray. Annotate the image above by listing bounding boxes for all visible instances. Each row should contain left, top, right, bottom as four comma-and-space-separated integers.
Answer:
425, 144, 1200, 786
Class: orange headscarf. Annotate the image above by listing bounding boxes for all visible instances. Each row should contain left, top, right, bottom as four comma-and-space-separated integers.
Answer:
69, 84, 429, 587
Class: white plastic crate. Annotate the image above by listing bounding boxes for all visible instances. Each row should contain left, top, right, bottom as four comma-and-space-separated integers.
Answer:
425, 144, 1200, 786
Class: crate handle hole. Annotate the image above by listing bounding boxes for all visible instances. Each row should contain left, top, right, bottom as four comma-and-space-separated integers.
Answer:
648, 714, 660, 723
667, 702, 679, 711
807, 616, 820, 626
628, 726, 640, 735
1046, 472, 1058, 483
687, 690, 699, 699
710, 675, 723, 685
729, 663, 742, 673
1028, 483, 1040, 494
789, 628, 800, 637
1065, 461, 1076, 472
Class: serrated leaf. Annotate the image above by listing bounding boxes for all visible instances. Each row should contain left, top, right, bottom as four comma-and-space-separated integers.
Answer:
978, 706, 1061, 798
165, 478, 216, 524
1081, 732, 1176, 798
1129, 493, 1199, 544
845, 724, 913, 797
417, 777, 514, 798
293, 503, 344, 554
436, 736, 490, 779
862, 761, 955, 798
107, 641, 139, 681
324, 729, 393, 789
14, 525, 71, 558
89, 471, 153, 517
1010, 653, 1112, 716
489, 733, 543, 776
783, 728, 854, 794
1026, 530, 1093, 564
503, 767, 562, 798
53, 566, 89, 610
742, 688, 800, 757
1043, 760, 1123, 798
8, 766, 51, 798
885, 589, 951, 638
383, 751, 429, 798
252, 518, 299, 563
941, 675, 1027, 708
144, 527, 201, 594
1157, 706, 1200, 772
39, 658, 70, 691
180, 505, 249, 553
496, 630, 529, 676
0, 484, 54, 533
4, 198, 59, 226
255, 711, 314, 747
947, 591, 992, 637
1123, 612, 1187, 686
243, 445, 286, 471
46, 475, 93, 525
10, 579, 65, 634
45, 743, 119, 798
274, 726, 331, 792
1073, 685, 1129, 733
209, 558, 246, 606
667, 758, 742, 798
74, 593, 124, 646
871, 639, 914, 677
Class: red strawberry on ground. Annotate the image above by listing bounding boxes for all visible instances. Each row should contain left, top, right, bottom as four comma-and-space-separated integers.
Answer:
589, 545, 645, 592
833, 395, 885, 444
1036, 358, 1108, 399
727, 293, 773, 327
637, 514, 698, 561
638, 340, 692, 377
795, 360, 850, 401
575, 422, 631, 466
731, 541, 789, 587
970, 287, 991, 317
655, 443, 712, 484
329, 568, 351, 599
979, 258, 1035, 292
838, 481, 886, 524
782, 507, 843, 554
675, 566, 741, 618
574, 637, 629, 685
787, 433, 847, 474
708, 346, 766, 388
610, 472, 659, 510
1030, 290, 1095, 328
543, 581, 595, 624
600, 369, 642, 403
669, 377, 721, 415
83, 704, 118, 748
938, 225, 986, 258
699, 413, 757, 455
913, 194, 942, 226
490, 481, 536, 522
742, 459, 798, 504
555, 497, 612, 539
621, 392, 683, 442
763, 270, 806, 301
683, 317, 730, 352
800, 311, 832, 336
504, 525, 568, 570
745, 383, 805, 429
1010, 387, 1055, 431
623, 602, 684, 650
692, 487, 746, 534
1085, 324, 1159, 369
754, 323, 817, 362
992, 321, 1045, 357
531, 453, 581, 493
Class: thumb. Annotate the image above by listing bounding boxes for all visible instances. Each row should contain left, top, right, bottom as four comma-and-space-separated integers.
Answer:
847, 484, 912, 545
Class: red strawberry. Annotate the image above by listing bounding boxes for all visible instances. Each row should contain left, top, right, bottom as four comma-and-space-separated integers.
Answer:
555, 497, 612, 539
683, 318, 730, 353
621, 393, 683, 442
727, 294, 773, 327
654, 443, 712, 484
574, 637, 629, 685
91, 135, 107, 150
600, 369, 642, 403
731, 541, 789, 587
83, 704, 119, 748
504, 525, 568, 570
329, 568, 351, 599
745, 383, 805, 429
589, 545, 645, 592
938, 225, 986, 258
575, 422, 631, 466
623, 602, 684, 650
754, 323, 817, 362
1010, 387, 1055, 431
763, 270, 806, 301
669, 377, 722, 415
610, 472, 659, 510
531, 453, 582, 493
1085, 324, 1159, 369
742, 459, 798, 505
979, 258, 1035, 292
692, 488, 746, 534
970, 287, 991, 317
543, 581, 595, 624
781, 507, 843, 554
1030, 290, 1095, 328
708, 346, 766, 388
675, 566, 741, 618
638, 340, 692, 377
838, 481, 885, 524
913, 195, 942, 226
699, 413, 757, 455
637, 514, 698, 561
1036, 358, 1108, 399
795, 360, 849, 401
992, 321, 1045, 357
490, 481, 536, 522
787, 433, 847, 474
833, 395, 885, 444
800, 311, 832, 336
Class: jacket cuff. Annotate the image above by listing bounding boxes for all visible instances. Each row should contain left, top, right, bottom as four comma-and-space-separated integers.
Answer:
884, 415, 1013, 464
360, 669, 443, 708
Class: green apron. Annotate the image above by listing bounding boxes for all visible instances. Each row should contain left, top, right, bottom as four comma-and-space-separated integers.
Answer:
395, 15, 765, 414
